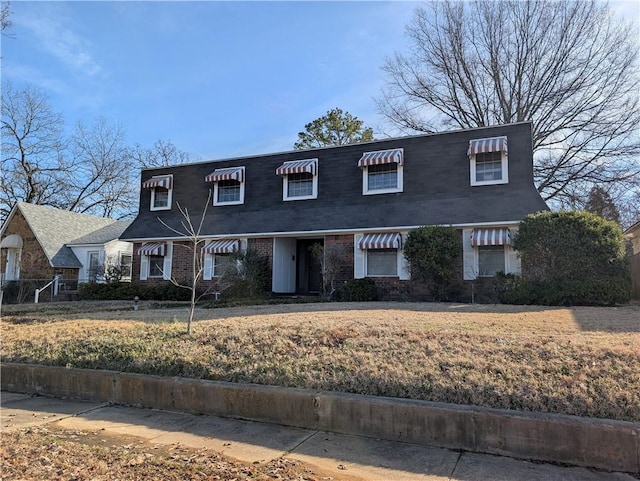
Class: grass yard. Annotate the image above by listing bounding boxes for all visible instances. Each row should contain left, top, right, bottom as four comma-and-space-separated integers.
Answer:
1, 301, 639, 422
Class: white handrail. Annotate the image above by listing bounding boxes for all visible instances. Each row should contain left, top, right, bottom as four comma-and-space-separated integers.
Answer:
34, 276, 60, 303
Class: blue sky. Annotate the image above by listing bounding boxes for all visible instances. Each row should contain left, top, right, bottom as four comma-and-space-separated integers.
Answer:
3, 1, 638, 163
2, 1, 419, 161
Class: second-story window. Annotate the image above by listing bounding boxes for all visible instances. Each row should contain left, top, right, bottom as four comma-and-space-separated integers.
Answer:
205, 166, 245, 206
142, 174, 173, 211
358, 148, 404, 195
276, 158, 318, 201
468, 136, 509, 186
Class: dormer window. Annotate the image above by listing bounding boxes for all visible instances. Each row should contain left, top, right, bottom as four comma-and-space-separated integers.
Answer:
276, 159, 318, 201
358, 148, 404, 195
205, 166, 245, 206
468, 137, 509, 186
142, 175, 173, 211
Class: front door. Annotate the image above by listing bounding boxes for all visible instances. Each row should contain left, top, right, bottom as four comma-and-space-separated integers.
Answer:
296, 239, 323, 294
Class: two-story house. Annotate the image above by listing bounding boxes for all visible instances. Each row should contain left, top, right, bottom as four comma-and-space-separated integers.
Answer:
120, 122, 548, 300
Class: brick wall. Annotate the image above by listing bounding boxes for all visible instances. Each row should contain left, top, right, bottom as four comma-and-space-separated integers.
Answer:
247, 238, 274, 269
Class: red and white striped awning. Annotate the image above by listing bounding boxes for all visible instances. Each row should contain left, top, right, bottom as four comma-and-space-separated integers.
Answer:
203, 239, 239, 254
276, 159, 318, 176
358, 148, 404, 168
205, 167, 244, 183
358, 232, 402, 250
471, 228, 511, 246
467, 137, 508, 157
137, 242, 166, 256
142, 175, 172, 189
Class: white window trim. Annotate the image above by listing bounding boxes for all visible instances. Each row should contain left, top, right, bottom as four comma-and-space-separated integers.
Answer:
282, 171, 318, 201
462, 227, 521, 280
213, 167, 245, 206
470, 151, 509, 186
150, 186, 173, 211
140, 242, 172, 280
362, 164, 403, 195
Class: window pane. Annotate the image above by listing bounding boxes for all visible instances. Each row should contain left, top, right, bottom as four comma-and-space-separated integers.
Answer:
475, 152, 502, 182
367, 249, 397, 276
149, 255, 164, 277
88, 252, 100, 281
154, 187, 169, 207
367, 163, 398, 190
217, 180, 241, 203
213, 254, 233, 277
287, 172, 313, 197
120, 254, 132, 278
478, 245, 504, 277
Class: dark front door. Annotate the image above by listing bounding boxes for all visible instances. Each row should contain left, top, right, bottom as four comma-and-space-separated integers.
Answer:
296, 239, 323, 294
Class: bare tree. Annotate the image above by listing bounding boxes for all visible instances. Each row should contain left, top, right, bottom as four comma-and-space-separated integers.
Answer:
1, 82, 67, 220
64, 118, 137, 218
129, 139, 190, 169
378, 0, 640, 206
157, 191, 213, 335
1, 1, 12, 36
311, 242, 348, 299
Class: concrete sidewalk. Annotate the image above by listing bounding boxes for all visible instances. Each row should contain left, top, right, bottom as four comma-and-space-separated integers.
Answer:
1, 392, 634, 481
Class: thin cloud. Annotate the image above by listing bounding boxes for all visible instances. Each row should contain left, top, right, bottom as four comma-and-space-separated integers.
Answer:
15, 6, 102, 77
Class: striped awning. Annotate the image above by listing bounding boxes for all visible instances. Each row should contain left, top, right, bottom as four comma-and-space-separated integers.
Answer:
276, 159, 317, 176
142, 175, 172, 189
358, 148, 404, 168
203, 239, 239, 254
467, 137, 508, 157
205, 167, 244, 183
358, 232, 402, 250
471, 228, 511, 247
137, 242, 166, 256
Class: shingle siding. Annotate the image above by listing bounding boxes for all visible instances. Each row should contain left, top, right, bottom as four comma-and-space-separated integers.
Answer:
121, 122, 547, 241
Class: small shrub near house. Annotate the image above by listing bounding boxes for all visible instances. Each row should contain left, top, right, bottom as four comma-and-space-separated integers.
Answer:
503, 211, 631, 305
336, 278, 378, 301
223, 248, 271, 299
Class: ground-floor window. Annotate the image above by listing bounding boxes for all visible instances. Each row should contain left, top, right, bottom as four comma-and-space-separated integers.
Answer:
120, 254, 132, 279
478, 245, 505, 277
213, 253, 234, 277
367, 249, 397, 276
148, 254, 164, 278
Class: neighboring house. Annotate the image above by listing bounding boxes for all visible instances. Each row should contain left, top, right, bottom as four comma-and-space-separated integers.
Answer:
0, 203, 133, 291
120, 122, 548, 300
624, 221, 640, 299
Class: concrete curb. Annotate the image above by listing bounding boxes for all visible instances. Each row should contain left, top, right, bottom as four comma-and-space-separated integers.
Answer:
2, 362, 638, 474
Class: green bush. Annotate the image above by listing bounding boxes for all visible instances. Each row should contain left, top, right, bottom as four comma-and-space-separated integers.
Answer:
336, 278, 378, 302
509, 211, 631, 305
403, 226, 462, 301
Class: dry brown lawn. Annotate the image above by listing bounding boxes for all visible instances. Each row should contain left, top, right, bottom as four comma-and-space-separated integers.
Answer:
2, 301, 639, 422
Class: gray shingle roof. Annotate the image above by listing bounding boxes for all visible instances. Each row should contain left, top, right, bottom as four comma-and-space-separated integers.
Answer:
68, 220, 132, 245
122, 122, 549, 241
17, 203, 123, 268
